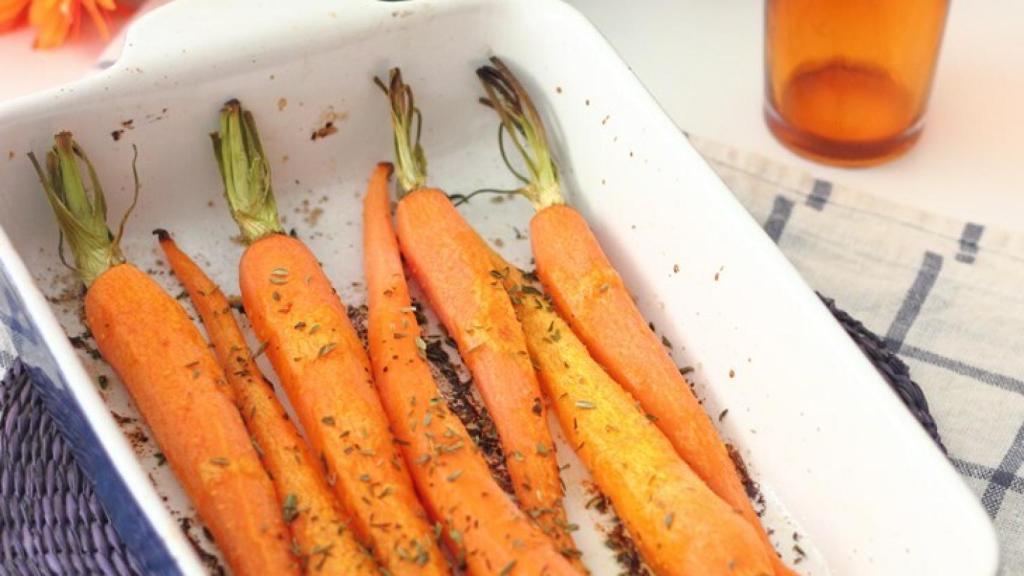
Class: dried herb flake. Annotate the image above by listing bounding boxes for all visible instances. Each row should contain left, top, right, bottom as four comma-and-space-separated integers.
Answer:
282, 493, 299, 523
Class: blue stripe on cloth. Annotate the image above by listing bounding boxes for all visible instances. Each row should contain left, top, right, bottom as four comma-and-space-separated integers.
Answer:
885, 252, 943, 353
956, 222, 985, 264
764, 195, 795, 243
951, 457, 1024, 496
806, 179, 832, 211
981, 423, 1024, 518
899, 344, 1024, 397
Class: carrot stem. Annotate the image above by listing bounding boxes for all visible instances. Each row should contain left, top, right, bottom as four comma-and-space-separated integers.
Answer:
211, 99, 285, 244
476, 57, 563, 211
374, 69, 427, 195
27, 132, 137, 286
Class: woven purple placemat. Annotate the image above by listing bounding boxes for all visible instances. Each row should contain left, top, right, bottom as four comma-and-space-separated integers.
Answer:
819, 295, 945, 452
0, 300, 944, 574
0, 360, 141, 576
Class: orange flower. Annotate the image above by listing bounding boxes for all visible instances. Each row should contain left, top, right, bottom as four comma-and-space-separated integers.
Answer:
0, 0, 116, 49
0, 0, 32, 31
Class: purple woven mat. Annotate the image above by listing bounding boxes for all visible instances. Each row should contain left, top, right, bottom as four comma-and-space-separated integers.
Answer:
0, 360, 141, 576
0, 299, 943, 575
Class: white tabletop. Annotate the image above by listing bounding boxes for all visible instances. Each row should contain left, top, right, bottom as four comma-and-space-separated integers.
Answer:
567, 0, 1024, 232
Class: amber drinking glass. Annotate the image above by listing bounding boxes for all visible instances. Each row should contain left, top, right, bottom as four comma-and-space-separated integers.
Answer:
764, 0, 949, 166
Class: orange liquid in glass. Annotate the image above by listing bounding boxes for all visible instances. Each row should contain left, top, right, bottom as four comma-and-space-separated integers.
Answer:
765, 0, 949, 166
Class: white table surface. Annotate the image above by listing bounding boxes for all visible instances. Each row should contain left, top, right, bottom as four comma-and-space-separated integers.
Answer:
2, 1, 1020, 231
567, 0, 1024, 232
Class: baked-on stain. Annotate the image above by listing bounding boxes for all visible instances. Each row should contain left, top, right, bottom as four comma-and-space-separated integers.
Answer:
309, 121, 337, 141
179, 517, 225, 575
727, 443, 765, 510
583, 482, 651, 576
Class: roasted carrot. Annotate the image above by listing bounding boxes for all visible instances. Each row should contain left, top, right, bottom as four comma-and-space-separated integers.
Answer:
212, 100, 448, 576
29, 133, 298, 576
157, 231, 378, 575
377, 69, 580, 562
492, 260, 772, 575
478, 58, 795, 576
363, 161, 583, 575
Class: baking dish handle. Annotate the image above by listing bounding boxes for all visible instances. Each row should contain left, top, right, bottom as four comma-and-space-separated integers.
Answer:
106, 0, 387, 73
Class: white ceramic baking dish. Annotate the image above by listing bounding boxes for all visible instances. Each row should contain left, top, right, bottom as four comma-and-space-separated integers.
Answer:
0, 0, 998, 574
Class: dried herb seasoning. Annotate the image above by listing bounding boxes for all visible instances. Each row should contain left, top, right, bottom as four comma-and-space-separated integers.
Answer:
282, 493, 299, 523
499, 559, 517, 576
348, 300, 513, 494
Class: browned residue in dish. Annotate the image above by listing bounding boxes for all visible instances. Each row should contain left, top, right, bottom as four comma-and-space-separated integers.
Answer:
727, 444, 765, 511
179, 517, 225, 575
583, 482, 652, 576
144, 108, 168, 124
310, 122, 337, 141
346, 303, 369, 344
293, 198, 324, 227
310, 107, 347, 141
68, 331, 101, 360
125, 425, 149, 451
792, 532, 807, 564
112, 118, 135, 141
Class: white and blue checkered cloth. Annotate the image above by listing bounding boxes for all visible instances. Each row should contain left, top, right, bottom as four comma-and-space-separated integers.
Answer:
2, 138, 1020, 573
691, 136, 1024, 572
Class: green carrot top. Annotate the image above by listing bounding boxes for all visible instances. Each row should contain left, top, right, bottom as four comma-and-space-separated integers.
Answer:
477, 56, 565, 211
28, 132, 138, 288
375, 68, 428, 197
212, 99, 285, 245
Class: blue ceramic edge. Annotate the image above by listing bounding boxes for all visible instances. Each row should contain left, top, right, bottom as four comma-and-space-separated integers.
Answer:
0, 262, 183, 576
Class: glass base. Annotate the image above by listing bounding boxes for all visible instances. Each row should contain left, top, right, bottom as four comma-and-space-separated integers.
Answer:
765, 103, 923, 168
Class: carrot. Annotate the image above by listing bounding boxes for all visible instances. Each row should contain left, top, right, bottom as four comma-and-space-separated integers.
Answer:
376, 69, 580, 562
477, 58, 795, 576
156, 231, 378, 575
493, 260, 773, 575
29, 133, 298, 576
212, 100, 448, 576
363, 161, 583, 575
